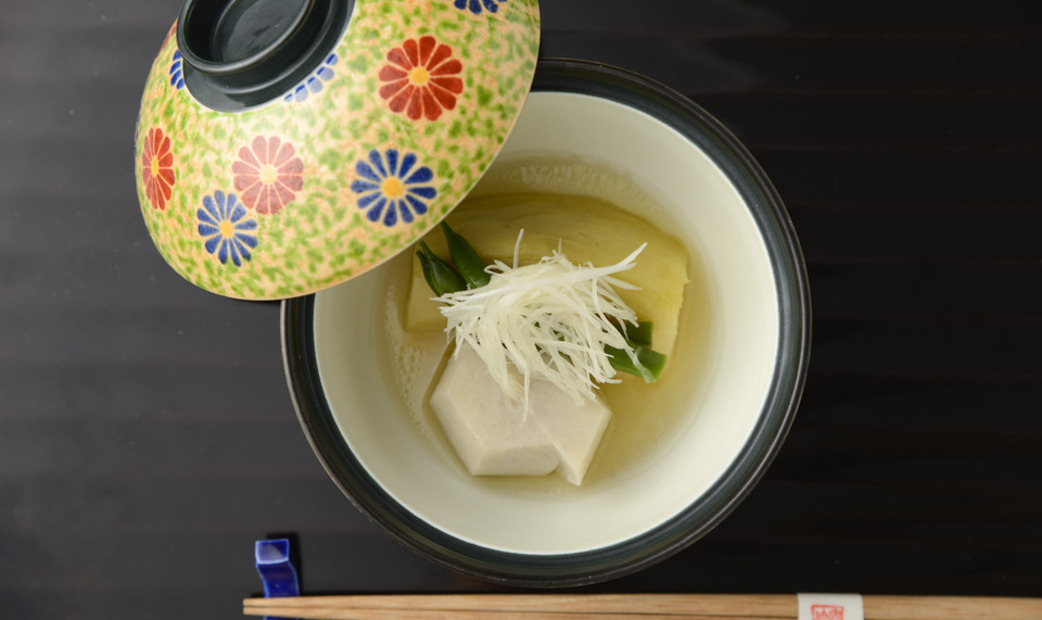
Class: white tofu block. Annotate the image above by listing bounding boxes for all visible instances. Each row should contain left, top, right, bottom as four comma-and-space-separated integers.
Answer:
430, 347, 557, 477
429, 345, 611, 485
528, 382, 611, 485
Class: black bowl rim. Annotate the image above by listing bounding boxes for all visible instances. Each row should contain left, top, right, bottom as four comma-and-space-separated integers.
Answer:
281, 57, 812, 588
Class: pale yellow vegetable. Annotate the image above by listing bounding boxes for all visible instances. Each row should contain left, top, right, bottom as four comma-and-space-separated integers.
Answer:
404, 195, 689, 356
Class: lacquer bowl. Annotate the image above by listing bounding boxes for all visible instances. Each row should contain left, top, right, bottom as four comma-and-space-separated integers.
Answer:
282, 60, 811, 586
134, 0, 540, 299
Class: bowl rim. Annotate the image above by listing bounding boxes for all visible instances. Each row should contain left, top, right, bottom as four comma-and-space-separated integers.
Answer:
281, 57, 811, 587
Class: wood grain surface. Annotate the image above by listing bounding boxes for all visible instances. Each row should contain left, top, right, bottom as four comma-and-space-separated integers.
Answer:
1, 1, 1040, 618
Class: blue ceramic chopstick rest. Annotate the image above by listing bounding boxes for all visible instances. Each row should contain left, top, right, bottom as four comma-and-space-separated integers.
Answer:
254, 538, 300, 620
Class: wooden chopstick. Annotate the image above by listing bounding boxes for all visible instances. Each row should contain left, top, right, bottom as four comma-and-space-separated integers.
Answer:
242, 593, 1042, 619
244, 593, 790, 618
244, 609, 758, 620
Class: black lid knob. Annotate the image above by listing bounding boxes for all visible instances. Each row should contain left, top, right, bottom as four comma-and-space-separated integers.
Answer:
176, 0, 353, 110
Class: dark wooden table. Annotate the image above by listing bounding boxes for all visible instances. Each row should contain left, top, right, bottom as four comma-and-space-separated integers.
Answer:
2, 1, 1040, 618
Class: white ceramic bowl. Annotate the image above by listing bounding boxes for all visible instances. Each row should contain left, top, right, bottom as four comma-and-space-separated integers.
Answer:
282, 59, 810, 586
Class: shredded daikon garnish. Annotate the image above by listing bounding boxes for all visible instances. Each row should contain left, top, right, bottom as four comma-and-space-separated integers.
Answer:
433, 236, 648, 410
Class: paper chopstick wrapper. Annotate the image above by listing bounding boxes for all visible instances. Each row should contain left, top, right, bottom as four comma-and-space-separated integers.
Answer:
798, 593, 865, 620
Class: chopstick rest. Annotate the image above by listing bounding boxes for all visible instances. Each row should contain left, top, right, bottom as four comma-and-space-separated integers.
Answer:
254, 538, 301, 620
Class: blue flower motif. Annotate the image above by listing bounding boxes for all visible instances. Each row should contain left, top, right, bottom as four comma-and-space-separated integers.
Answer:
169, 50, 185, 90
197, 190, 259, 266
350, 149, 437, 227
454, 0, 507, 14
283, 53, 338, 103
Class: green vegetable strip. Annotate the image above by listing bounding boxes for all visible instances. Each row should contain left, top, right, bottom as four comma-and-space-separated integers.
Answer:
417, 241, 466, 296
606, 343, 668, 383
441, 221, 492, 289
620, 320, 654, 347
418, 226, 668, 381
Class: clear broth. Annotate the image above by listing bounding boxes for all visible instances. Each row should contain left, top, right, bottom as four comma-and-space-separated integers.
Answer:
374, 157, 712, 493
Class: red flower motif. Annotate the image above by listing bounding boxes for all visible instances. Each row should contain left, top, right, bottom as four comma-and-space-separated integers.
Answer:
141, 127, 175, 211
378, 36, 464, 121
232, 136, 304, 215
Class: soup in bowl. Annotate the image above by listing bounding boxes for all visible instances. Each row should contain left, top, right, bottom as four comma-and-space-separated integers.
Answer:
281, 59, 810, 586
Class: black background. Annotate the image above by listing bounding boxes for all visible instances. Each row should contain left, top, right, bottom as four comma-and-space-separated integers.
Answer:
1, 1, 1040, 618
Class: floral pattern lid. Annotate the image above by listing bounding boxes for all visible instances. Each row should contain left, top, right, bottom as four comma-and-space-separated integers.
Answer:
135, 0, 540, 299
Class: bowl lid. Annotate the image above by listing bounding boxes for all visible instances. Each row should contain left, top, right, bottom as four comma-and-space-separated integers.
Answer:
135, 0, 540, 299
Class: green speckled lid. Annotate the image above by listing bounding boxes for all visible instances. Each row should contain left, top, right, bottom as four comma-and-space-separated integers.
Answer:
135, 0, 540, 300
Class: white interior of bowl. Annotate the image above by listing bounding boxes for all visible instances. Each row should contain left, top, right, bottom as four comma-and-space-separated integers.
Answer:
312, 91, 780, 554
